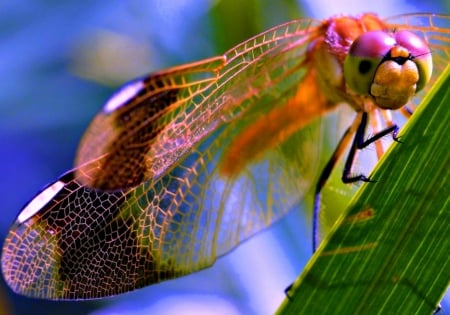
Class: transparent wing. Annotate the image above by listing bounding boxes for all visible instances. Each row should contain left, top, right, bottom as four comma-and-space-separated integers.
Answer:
2, 18, 324, 300
73, 18, 321, 190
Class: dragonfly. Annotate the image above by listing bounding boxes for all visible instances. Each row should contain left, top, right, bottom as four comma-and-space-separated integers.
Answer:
2, 13, 449, 300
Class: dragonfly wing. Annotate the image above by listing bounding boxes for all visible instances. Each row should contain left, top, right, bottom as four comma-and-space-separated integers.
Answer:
74, 18, 321, 191
2, 18, 327, 300
1, 112, 339, 300
74, 56, 227, 190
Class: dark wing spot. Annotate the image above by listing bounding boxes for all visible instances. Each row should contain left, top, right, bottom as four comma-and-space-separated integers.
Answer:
82, 75, 180, 191
39, 172, 176, 299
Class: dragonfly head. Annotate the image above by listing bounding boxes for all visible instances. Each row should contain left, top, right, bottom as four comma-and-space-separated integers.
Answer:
344, 30, 432, 110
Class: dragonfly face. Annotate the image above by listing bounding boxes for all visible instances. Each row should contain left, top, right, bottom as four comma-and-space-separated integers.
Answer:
2, 13, 449, 300
344, 30, 432, 109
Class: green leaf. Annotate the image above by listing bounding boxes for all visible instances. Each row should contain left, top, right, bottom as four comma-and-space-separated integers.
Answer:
277, 65, 450, 315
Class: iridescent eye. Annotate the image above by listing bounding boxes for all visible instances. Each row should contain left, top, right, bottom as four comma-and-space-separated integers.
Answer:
394, 31, 432, 92
344, 30, 433, 100
344, 31, 396, 95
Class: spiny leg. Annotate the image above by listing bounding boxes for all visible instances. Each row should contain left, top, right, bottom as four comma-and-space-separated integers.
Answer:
286, 111, 401, 297
342, 112, 399, 183
312, 115, 361, 252
284, 114, 362, 298
313, 111, 400, 252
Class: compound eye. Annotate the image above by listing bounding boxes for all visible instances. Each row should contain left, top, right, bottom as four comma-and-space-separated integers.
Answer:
394, 31, 432, 92
344, 31, 396, 95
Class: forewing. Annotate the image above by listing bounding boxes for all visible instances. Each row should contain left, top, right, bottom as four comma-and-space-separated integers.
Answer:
73, 18, 320, 190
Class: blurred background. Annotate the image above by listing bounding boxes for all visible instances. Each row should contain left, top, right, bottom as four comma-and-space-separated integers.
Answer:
0, 0, 448, 314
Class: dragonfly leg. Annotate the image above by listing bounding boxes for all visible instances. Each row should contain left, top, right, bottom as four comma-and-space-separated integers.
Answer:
355, 112, 400, 148
433, 304, 442, 314
313, 111, 400, 252
312, 113, 362, 252
284, 283, 293, 300
286, 110, 403, 301
342, 111, 398, 184
400, 106, 414, 117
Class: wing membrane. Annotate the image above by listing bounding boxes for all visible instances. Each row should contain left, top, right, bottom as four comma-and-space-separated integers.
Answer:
74, 19, 319, 191
3, 17, 323, 300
